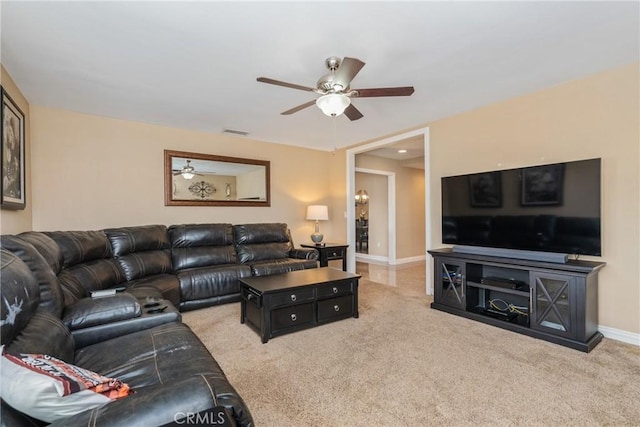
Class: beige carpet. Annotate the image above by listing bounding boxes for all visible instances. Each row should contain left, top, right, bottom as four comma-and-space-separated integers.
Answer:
183, 275, 640, 426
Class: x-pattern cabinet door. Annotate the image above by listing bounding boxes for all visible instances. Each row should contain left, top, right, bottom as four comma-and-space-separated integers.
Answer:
434, 258, 466, 310
530, 271, 577, 339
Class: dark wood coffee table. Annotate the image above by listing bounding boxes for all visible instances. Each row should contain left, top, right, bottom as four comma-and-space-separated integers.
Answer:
240, 267, 360, 343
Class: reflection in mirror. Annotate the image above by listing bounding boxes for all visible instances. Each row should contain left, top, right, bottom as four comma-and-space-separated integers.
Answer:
164, 150, 270, 206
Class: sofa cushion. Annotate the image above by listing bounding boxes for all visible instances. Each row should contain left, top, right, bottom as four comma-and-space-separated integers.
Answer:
234, 223, 292, 263
62, 293, 141, 331
104, 226, 173, 282
47, 374, 253, 427
104, 225, 170, 257
176, 264, 251, 302
71, 323, 255, 427
116, 250, 173, 282
169, 223, 236, 270
46, 231, 112, 269
57, 259, 125, 305
125, 274, 181, 306
75, 322, 211, 386
19, 231, 64, 275
1, 349, 132, 423
6, 311, 76, 364
1, 235, 65, 317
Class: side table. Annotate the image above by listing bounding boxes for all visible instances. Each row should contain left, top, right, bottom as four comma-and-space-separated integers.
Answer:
301, 243, 349, 271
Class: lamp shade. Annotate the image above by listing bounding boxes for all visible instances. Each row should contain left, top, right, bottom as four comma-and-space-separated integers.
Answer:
306, 205, 329, 221
315, 94, 350, 117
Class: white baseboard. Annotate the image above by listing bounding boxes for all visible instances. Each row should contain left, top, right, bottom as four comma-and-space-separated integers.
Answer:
355, 253, 388, 264
391, 255, 427, 265
599, 325, 640, 346
356, 254, 427, 265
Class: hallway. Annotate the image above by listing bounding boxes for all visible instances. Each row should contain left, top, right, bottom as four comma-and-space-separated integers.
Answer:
355, 260, 429, 298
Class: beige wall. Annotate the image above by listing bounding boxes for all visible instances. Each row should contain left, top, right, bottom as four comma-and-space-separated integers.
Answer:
29, 106, 336, 246
427, 63, 639, 334
355, 154, 426, 259
0, 66, 32, 234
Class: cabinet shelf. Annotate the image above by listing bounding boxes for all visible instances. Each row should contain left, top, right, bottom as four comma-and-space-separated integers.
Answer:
466, 280, 529, 297
429, 248, 605, 353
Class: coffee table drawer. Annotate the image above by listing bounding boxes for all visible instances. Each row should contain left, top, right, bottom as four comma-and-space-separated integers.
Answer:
271, 302, 314, 331
317, 280, 354, 298
318, 295, 353, 322
270, 288, 315, 307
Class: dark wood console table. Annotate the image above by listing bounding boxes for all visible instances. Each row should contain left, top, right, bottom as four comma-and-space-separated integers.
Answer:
429, 248, 605, 352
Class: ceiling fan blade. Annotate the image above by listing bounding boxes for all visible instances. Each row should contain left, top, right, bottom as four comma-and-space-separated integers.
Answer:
333, 57, 365, 89
281, 100, 317, 115
344, 104, 364, 121
353, 87, 415, 97
257, 77, 315, 92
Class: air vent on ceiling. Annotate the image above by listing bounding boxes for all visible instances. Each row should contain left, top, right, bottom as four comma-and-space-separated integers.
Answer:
223, 128, 250, 136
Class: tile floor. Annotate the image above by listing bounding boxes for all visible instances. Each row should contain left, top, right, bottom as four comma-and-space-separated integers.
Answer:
355, 260, 430, 297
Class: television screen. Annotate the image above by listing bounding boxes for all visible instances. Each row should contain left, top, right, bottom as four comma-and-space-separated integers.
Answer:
441, 158, 601, 256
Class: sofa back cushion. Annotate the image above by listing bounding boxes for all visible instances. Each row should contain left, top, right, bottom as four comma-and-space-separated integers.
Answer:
233, 223, 292, 263
46, 231, 112, 268
169, 224, 237, 270
0, 236, 65, 318
46, 231, 124, 304
104, 225, 172, 281
18, 231, 64, 275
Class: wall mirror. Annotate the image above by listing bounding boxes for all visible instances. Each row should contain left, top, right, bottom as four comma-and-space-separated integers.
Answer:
164, 150, 270, 207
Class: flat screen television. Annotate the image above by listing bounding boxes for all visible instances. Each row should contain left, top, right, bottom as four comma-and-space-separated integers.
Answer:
441, 158, 601, 256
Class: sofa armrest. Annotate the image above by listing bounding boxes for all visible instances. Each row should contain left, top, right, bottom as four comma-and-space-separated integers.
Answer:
62, 293, 141, 330
72, 300, 181, 348
289, 248, 318, 260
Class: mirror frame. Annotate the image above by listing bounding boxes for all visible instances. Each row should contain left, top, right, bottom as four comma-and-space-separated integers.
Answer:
164, 150, 271, 207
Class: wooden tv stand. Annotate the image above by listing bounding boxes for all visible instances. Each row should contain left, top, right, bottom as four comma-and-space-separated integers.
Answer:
428, 248, 605, 352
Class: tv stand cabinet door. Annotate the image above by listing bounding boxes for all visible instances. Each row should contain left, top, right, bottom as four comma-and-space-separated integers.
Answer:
530, 271, 577, 339
433, 257, 466, 310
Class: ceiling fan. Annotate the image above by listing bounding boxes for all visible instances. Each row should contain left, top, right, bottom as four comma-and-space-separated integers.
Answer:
257, 56, 414, 121
172, 159, 205, 180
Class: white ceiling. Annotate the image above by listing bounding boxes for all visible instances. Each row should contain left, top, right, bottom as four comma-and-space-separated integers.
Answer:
1, 1, 638, 153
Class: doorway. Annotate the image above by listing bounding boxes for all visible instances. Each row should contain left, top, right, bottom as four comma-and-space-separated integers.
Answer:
346, 126, 432, 295
354, 169, 395, 263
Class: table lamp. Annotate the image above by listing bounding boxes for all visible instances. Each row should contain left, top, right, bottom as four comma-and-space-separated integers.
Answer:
306, 205, 329, 244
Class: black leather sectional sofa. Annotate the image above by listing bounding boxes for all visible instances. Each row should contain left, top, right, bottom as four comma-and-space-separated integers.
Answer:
0, 223, 319, 426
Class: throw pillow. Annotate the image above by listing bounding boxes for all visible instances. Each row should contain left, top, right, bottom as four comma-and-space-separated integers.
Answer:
0, 347, 132, 423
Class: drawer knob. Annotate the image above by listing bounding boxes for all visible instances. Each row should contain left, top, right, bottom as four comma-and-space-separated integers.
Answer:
332, 287, 338, 294
290, 294, 297, 302
291, 314, 297, 321
334, 305, 340, 312
332, 252, 337, 256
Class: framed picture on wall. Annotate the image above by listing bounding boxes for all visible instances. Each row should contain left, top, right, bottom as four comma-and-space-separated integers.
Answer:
468, 171, 502, 207
520, 163, 564, 206
1, 86, 26, 210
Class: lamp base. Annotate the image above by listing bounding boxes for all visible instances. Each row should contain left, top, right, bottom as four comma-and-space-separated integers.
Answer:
311, 232, 324, 243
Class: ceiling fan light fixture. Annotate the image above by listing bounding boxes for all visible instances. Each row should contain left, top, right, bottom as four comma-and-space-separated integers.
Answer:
181, 160, 195, 180
316, 93, 350, 117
